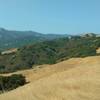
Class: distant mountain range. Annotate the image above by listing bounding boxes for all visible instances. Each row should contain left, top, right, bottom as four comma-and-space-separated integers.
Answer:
0, 28, 69, 51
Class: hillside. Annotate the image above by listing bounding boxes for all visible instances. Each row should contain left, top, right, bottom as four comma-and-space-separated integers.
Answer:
0, 56, 100, 100
0, 34, 100, 73
0, 28, 68, 51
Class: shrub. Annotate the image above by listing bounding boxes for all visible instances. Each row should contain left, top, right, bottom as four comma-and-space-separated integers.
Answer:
0, 74, 26, 93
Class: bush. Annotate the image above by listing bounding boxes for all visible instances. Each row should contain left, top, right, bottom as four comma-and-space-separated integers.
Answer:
0, 74, 26, 92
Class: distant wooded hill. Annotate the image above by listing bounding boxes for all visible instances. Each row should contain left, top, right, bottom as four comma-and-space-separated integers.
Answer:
0, 33, 100, 73
0, 28, 68, 51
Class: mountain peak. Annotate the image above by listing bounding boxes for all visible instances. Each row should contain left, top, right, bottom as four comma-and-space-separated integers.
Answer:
0, 28, 6, 31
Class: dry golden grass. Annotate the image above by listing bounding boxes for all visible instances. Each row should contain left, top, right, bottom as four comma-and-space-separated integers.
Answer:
0, 56, 100, 100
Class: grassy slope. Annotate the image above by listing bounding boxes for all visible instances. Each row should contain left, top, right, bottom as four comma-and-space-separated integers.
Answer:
0, 55, 100, 100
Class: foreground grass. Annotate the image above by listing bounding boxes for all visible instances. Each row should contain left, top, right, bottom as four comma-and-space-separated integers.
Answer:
0, 56, 100, 100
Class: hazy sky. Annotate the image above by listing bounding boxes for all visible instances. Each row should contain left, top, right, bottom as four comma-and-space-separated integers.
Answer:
0, 0, 100, 34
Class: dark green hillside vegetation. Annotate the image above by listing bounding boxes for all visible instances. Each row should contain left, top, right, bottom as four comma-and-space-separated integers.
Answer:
0, 34, 100, 73
0, 74, 26, 93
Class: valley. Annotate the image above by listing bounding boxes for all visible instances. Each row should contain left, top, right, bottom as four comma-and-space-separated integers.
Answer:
0, 28, 68, 51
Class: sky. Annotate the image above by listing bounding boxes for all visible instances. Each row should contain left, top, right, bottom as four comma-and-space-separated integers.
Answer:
0, 0, 100, 34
